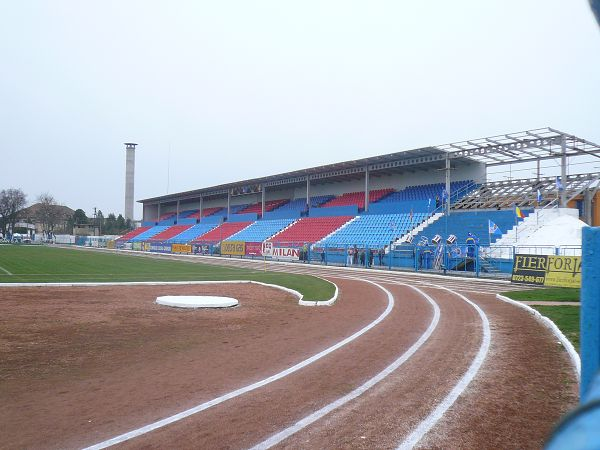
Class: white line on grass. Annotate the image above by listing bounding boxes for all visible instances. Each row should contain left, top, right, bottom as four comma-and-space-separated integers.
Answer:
248, 282, 440, 450
0, 265, 13, 275
82, 277, 394, 450
397, 285, 491, 450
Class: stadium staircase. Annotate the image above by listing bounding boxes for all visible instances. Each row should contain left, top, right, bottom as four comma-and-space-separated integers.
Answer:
396, 213, 444, 244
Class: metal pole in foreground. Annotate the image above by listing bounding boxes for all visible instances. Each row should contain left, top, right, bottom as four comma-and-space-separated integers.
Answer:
581, 226, 600, 398
545, 228, 600, 447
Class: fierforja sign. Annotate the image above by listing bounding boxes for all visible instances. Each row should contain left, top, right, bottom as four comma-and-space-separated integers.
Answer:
511, 254, 581, 288
271, 247, 300, 260
221, 241, 246, 256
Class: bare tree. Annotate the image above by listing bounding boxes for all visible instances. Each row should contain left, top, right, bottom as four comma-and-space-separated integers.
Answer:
35, 192, 61, 233
0, 188, 27, 235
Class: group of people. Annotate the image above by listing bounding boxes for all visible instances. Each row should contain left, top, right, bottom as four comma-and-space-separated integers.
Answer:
345, 244, 387, 267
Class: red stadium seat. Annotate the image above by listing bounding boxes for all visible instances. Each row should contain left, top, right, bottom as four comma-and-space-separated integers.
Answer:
319, 189, 394, 209
147, 225, 193, 241
116, 226, 152, 242
269, 216, 353, 246
191, 222, 252, 243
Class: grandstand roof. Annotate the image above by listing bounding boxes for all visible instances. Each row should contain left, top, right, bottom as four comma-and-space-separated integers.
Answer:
140, 127, 600, 204
438, 127, 600, 167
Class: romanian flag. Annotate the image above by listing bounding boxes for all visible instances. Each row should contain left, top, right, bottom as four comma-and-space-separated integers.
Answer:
515, 206, 525, 219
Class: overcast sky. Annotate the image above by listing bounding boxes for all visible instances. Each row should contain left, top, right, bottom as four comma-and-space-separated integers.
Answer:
1, 1, 599, 219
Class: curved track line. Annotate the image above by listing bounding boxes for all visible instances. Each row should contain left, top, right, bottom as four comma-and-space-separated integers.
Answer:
397, 284, 491, 450
248, 283, 440, 450
82, 277, 393, 450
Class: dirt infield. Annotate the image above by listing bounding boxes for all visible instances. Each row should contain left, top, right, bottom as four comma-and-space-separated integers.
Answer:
0, 271, 579, 449
1, 280, 387, 449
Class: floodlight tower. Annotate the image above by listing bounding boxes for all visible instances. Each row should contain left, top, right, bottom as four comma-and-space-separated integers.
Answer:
124, 142, 138, 221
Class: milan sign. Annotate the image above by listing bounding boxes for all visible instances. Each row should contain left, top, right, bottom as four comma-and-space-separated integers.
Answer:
271, 247, 300, 260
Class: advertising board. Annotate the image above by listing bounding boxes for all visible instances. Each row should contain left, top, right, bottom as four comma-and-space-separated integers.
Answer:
221, 241, 246, 256
261, 241, 273, 256
271, 247, 300, 260
245, 242, 263, 256
511, 254, 581, 288
171, 244, 192, 254
149, 243, 172, 253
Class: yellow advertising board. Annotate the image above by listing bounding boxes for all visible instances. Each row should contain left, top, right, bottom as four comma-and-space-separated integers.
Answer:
106, 240, 116, 249
171, 244, 192, 254
142, 242, 152, 251
544, 255, 581, 288
511, 254, 581, 288
221, 241, 246, 256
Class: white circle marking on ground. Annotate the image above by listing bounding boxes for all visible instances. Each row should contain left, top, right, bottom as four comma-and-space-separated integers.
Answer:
156, 295, 238, 308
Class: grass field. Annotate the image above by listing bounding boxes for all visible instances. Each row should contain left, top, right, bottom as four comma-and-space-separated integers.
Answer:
502, 288, 580, 350
532, 305, 580, 350
0, 245, 335, 301
502, 287, 580, 302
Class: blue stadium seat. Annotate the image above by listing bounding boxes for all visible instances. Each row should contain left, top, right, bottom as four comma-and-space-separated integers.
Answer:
166, 223, 219, 244
129, 226, 170, 242
228, 218, 297, 242
318, 213, 428, 248
414, 209, 530, 246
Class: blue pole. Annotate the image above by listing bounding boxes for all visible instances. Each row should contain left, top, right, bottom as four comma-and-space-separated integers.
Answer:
581, 227, 600, 399
546, 373, 600, 449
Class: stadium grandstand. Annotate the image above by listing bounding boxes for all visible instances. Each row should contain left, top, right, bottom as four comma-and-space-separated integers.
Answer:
121, 127, 600, 275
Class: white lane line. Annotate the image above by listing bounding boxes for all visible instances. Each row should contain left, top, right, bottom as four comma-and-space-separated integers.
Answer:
82, 277, 394, 450
397, 285, 491, 450
0, 265, 13, 275
248, 283, 440, 450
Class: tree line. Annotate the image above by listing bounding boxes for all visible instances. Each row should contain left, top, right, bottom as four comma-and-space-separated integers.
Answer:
0, 188, 133, 236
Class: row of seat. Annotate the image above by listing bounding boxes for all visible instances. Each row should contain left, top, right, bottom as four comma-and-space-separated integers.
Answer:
121, 208, 524, 251
269, 216, 353, 245
147, 182, 473, 222
319, 213, 428, 248
319, 189, 394, 209
228, 218, 296, 242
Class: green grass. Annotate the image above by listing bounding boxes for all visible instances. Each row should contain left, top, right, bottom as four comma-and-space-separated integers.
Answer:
532, 305, 580, 350
0, 245, 335, 301
502, 287, 580, 302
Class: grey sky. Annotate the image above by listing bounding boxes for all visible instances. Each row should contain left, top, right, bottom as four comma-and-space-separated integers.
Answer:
1, 1, 599, 219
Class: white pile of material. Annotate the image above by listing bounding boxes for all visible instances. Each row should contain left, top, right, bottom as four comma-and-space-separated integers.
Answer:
489, 208, 587, 257
156, 296, 238, 308
515, 214, 587, 248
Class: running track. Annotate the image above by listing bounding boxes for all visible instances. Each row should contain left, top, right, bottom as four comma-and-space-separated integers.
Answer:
5, 250, 580, 449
